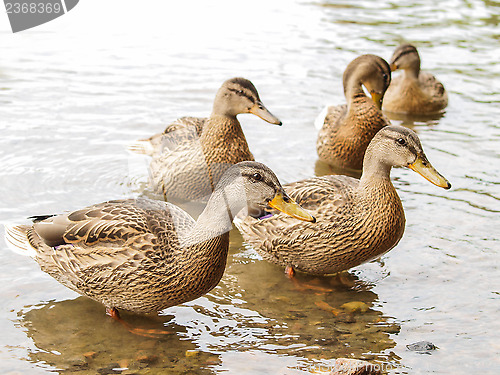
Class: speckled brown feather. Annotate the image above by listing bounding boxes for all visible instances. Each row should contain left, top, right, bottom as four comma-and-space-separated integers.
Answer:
317, 55, 392, 171
137, 117, 206, 157
164, 116, 206, 140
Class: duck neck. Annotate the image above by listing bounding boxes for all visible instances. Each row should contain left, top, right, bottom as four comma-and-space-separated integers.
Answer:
201, 114, 246, 144
345, 76, 365, 101
358, 152, 393, 193
182, 179, 245, 248
345, 77, 373, 113
403, 59, 421, 80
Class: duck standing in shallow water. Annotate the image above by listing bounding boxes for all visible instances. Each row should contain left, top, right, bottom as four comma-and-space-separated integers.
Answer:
129, 77, 282, 202
5, 162, 314, 320
316, 54, 392, 172
236, 126, 451, 276
383, 44, 448, 115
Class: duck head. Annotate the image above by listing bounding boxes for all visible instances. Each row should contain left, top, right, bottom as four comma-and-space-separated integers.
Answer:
212, 77, 282, 124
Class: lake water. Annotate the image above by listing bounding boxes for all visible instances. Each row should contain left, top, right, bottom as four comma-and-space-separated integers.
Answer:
0, 0, 499, 374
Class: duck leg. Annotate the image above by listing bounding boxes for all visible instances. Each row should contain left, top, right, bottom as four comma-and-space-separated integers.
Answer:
315, 300, 342, 316
285, 265, 295, 278
284, 266, 333, 293
106, 307, 173, 338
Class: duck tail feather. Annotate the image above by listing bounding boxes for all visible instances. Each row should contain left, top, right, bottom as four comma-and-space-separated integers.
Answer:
4, 224, 36, 257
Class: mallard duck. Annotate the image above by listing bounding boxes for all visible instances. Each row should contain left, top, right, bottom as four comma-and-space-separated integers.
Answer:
383, 44, 448, 115
5, 162, 314, 316
129, 77, 282, 201
236, 125, 451, 276
316, 54, 392, 171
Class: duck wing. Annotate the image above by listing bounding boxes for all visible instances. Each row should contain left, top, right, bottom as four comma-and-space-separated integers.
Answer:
285, 174, 357, 209
419, 71, 448, 103
237, 175, 357, 248
27, 198, 195, 291
128, 117, 206, 156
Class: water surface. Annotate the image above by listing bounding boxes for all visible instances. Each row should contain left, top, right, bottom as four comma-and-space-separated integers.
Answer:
0, 0, 499, 374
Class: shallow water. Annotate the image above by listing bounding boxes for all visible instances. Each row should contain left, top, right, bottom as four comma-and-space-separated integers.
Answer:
0, 0, 499, 374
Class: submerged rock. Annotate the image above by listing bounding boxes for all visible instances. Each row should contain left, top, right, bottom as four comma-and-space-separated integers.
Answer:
330, 358, 382, 375
340, 301, 370, 313
406, 341, 438, 353
136, 353, 159, 364
185, 350, 200, 358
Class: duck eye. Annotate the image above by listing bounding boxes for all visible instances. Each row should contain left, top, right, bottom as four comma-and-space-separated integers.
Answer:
237, 90, 244, 95
383, 73, 388, 80
252, 173, 262, 181
396, 138, 406, 146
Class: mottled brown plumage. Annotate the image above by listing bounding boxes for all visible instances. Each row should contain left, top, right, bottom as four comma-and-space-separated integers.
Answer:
130, 117, 205, 157
383, 44, 448, 115
237, 126, 451, 276
129, 77, 281, 201
5, 162, 314, 314
316, 54, 392, 171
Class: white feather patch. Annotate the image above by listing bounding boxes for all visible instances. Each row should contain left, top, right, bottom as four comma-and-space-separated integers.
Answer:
314, 105, 329, 130
4, 224, 37, 258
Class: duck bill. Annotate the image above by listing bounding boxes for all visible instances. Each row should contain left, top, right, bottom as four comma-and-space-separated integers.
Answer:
370, 92, 383, 110
408, 157, 451, 189
389, 63, 398, 72
268, 193, 316, 222
250, 101, 282, 125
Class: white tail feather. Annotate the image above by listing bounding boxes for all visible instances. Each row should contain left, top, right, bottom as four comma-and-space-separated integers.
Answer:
232, 214, 244, 232
314, 105, 329, 130
127, 139, 155, 156
4, 224, 36, 257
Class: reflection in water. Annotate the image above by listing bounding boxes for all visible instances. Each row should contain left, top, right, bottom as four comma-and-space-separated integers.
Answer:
207, 237, 401, 370
383, 109, 446, 127
18, 298, 217, 374
16, 236, 402, 373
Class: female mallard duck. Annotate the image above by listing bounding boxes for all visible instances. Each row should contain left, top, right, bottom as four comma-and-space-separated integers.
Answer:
236, 126, 451, 276
5, 162, 314, 317
316, 54, 392, 171
383, 44, 448, 115
129, 77, 282, 202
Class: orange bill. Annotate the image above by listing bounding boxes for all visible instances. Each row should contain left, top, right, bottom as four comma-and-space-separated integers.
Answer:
268, 192, 316, 222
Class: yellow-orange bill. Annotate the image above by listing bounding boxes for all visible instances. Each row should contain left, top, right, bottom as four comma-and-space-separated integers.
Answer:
250, 101, 282, 125
370, 92, 383, 110
409, 157, 451, 189
269, 193, 316, 222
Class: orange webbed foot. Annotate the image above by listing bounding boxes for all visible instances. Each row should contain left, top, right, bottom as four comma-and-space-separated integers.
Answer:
284, 266, 333, 293
106, 307, 173, 338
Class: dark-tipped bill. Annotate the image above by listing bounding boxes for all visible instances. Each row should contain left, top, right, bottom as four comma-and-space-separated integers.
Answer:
409, 157, 451, 189
268, 193, 316, 222
250, 102, 282, 125
370, 92, 384, 110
